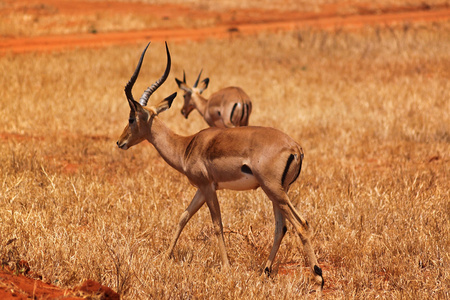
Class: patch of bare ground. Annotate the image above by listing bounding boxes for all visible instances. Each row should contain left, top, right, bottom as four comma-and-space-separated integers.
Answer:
0, 263, 119, 299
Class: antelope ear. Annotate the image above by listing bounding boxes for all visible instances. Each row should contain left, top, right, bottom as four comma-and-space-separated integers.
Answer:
198, 78, 209, 94
130, 99, 151, 121
128, 98, 147, 115
175, 77, 183, 87
175, 79, 192, 93
154, 92, 177, 115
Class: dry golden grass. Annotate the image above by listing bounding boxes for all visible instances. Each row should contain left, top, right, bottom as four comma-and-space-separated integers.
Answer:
1, 23, 449, 298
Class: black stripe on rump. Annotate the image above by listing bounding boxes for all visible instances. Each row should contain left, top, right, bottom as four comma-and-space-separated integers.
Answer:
282, 153, 303, 187
281, 154, 295, 186
240, 101, 246, 122
290, 153, 302, 186
230, 103, 238, 124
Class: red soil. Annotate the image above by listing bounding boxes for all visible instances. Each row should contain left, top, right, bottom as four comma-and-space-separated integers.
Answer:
0, 1, 448, 298
0, 0, 449, 54
0, 264, 119, 300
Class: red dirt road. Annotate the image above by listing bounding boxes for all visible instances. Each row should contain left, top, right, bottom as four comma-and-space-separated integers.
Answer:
1, 0, 449, 54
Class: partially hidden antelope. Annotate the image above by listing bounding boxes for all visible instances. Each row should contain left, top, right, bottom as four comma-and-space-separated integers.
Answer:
116, 42, 324, 291
175, 70, 252, 128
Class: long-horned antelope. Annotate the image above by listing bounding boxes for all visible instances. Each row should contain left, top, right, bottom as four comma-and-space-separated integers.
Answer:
116, 42, 324, 290
175, 70, 252, 128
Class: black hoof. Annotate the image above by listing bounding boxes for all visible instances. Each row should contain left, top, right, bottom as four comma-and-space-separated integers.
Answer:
314, 265, 324, 290
314, 265, 322, 276
264, 267, 271, 276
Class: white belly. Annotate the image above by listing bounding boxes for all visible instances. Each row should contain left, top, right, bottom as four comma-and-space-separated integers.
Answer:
216, 174, 259, 191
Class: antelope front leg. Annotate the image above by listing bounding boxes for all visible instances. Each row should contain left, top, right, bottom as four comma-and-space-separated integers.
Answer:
166, 189, 206, 259
263, 202, 287, 276
202, 184, 231, 269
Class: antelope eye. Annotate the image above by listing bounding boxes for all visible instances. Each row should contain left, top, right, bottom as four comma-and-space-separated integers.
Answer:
129, 118, 135, 124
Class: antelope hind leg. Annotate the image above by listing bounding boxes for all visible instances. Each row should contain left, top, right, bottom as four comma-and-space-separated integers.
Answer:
262, 185, 324, 290
262, 202, 287, 276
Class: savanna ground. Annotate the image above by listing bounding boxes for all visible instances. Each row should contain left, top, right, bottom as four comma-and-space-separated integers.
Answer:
1, 0, 450, 299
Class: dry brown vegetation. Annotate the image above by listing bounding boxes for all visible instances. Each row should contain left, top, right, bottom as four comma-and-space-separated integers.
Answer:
1, 10, 450, 299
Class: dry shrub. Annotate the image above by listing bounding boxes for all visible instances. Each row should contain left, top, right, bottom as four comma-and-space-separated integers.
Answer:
1, 23, 449, 298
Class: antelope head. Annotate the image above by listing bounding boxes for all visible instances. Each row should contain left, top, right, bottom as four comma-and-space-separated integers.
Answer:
117, 42, 177, 150
175, 70, 209, 119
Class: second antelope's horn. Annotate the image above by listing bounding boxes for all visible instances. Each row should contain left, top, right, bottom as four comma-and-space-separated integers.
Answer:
193, 69, 203, 88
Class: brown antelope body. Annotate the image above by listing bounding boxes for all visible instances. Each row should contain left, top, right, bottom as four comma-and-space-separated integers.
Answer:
176, 71, 252, 128
116, 42, 324, 291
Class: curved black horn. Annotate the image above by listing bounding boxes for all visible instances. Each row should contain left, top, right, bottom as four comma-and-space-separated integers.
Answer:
193, 69, 203, 88
183, 70, 186, 83
125, 42, 150, 103
139, 41, 171, 106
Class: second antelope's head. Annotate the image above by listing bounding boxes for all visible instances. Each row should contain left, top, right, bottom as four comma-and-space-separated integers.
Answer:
117, 42, 177, 150
175, 70, 210, 119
